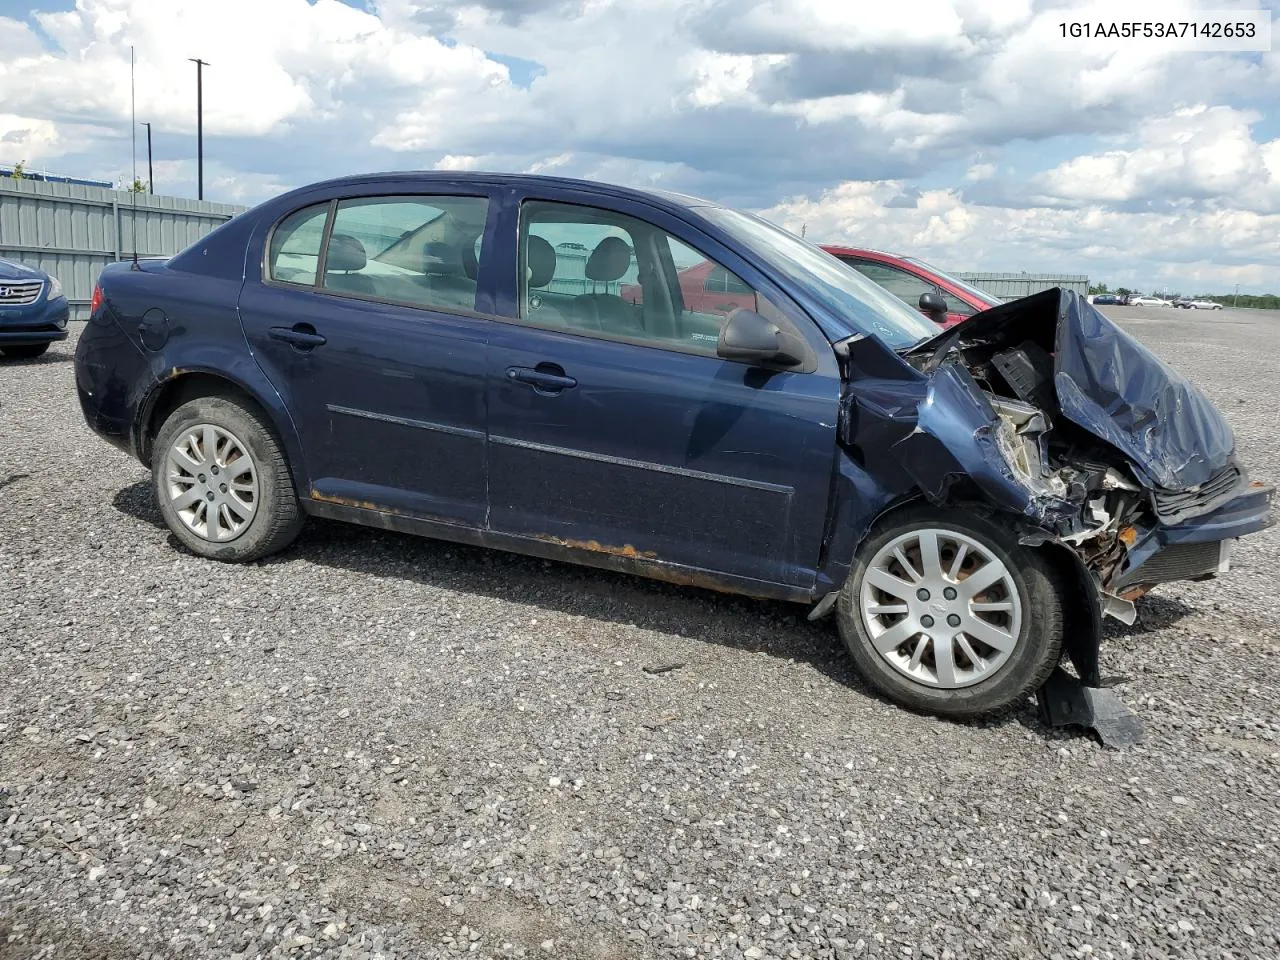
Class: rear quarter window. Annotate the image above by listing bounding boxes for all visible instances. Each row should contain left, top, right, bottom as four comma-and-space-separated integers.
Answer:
268, 204, 330, 286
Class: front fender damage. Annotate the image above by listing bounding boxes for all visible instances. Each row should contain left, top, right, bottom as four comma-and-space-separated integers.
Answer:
831, 329, 1154, 743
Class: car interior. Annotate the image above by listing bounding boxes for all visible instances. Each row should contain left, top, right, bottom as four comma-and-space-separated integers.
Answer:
268, 197, 762, 354
520, 204, 738, 352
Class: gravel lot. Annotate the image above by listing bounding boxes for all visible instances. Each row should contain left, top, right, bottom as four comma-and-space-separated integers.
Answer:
2, 309, 1278, 960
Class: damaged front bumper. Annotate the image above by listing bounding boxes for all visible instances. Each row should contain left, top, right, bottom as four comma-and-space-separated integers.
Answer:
1112, 481, 1275, 595
837, 288, 1274, 630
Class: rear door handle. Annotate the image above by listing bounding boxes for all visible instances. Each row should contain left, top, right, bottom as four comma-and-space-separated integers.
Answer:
506, 364, 577, 394
269, 324, 327, 349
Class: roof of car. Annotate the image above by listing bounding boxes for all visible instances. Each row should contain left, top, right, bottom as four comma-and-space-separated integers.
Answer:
276, 171, 721, 212
819, 245, 901, 259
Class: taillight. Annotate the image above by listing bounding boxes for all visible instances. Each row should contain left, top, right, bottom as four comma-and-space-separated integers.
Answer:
90, 285, 103, 314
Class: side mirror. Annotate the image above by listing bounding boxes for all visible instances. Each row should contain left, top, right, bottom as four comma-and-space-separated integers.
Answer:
716, 309, 804, 367
919, 291, 949, 317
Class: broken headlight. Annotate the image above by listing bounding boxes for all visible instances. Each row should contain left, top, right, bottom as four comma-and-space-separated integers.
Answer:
989, 395, 1068, 498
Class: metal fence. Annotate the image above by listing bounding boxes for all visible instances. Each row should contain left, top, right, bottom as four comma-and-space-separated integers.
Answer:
955, 271, 1089, 301
0, 179, 247, 320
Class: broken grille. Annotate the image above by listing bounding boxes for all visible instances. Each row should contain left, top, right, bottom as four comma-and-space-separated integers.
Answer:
0, 281, 44, 306
1152, 464, 1243, 523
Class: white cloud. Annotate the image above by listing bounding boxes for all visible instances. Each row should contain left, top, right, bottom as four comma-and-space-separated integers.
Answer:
2, 0, 1277, 291
1038, 106, 1280, 212
434, 154, 484, 171
0, 114, 62, 164
0, 0, 514, 137
760, 179, 1280, 291
714, 0, 976, 53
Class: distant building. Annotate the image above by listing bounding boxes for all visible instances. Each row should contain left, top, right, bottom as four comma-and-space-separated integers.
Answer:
1, 165, 113, 189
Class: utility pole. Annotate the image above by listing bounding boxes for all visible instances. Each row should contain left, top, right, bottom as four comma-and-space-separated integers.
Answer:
188, 58, 209, 200
141, 121, 153, 194
1234, 284, 1239, 308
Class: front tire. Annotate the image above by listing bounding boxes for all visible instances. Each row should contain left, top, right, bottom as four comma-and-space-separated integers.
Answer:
152, 395, 304, 562
837, 506, 1064, 719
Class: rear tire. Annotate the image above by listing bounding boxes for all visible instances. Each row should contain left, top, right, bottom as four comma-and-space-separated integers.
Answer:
1, 343, 50, 359
152, 395, 304, 562
837, 505, 1064, 719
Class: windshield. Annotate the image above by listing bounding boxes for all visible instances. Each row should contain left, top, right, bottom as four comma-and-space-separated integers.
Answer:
700, 207, 938, 349
901, 257, 1004, 308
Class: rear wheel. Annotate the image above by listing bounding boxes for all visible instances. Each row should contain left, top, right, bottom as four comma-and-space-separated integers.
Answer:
1, 343, 50, 359
152, 395, 304, 561
837, 506, 1064, 719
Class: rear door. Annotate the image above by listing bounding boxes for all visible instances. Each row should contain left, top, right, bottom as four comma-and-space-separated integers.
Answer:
483, 189, 842, 589
238, 189, 495, 525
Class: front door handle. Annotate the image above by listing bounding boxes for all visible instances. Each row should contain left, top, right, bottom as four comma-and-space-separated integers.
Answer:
506, 364, 578, 394
269, 324, 327, 349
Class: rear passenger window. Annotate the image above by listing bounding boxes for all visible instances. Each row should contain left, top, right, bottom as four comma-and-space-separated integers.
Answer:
320, 196, 489, 312
268, 203, 329, 286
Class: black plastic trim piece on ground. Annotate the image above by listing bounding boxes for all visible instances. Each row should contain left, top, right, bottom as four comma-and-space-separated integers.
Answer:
1036, 666, 1144, 748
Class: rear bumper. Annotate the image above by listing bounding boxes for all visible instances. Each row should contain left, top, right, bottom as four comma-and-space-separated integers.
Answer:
74, 312, 154, 458
0, 297, 70, 345
1114, 482, 1275, 590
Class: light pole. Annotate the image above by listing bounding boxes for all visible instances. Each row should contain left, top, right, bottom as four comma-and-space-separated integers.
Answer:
188, 58, 209, 200
140, 121, 153, 194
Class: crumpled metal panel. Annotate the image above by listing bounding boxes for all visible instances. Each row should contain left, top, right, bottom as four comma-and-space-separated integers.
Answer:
907, 288, 1239, 495
1051, 292, 1236, 491
838, 338, 1080, 531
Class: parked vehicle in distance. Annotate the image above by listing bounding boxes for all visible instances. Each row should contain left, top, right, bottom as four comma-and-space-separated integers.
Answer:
1127, 295, 1173, 307
818, 247, 1004, 327
0, 257, 70, 358
1181, 299, 1224, 310
75, 172, 1274, 721
1091, 294, 1124, 306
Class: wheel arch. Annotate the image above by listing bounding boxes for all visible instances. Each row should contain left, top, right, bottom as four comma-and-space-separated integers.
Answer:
136, 368, 310, 498
856, 495, 1104, 685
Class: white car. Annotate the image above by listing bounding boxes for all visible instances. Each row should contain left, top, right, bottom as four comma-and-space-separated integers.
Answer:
1185, 299, 1223, 310
1127, 295, 1173, 307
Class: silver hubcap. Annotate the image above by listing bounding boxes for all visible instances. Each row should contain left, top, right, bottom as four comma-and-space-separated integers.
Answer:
164, 423, 259, 542
859, 528, 1023, 689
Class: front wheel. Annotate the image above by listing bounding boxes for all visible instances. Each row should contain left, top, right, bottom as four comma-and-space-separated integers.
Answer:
152, 395, 305, 562
837, 506, 1065, 719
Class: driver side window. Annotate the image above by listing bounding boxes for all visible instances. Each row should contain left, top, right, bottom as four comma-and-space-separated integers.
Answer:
518, 200, 768, 358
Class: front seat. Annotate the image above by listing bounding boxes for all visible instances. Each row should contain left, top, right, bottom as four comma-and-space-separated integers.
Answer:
523, 235, 561, 320
422, 240, 478, 311
578, 237, 641, 334
324, 234, 376, 296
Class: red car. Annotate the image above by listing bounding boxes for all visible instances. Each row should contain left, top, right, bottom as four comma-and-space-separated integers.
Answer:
629, 246, 1001, 329
820, 246, 1004, 327
619, 260, 758, 315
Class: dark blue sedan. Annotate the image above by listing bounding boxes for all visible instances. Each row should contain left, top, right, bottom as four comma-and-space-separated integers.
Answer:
74, 173, 1273, 719
0, 257, 70, 358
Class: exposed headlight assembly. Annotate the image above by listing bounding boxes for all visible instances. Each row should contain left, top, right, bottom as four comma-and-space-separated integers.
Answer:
989, 395, 1067, 497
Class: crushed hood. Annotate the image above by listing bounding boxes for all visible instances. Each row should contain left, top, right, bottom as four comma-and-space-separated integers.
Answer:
907, 288, 1236, 492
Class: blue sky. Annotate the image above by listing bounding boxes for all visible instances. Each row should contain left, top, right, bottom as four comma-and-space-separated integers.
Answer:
1, 0, 1278, 293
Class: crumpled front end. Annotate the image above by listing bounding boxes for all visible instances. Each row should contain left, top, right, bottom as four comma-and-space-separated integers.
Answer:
838, 288, 1273, 627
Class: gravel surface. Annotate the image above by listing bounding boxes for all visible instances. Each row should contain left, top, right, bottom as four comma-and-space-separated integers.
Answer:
2, 311, 1278, 960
